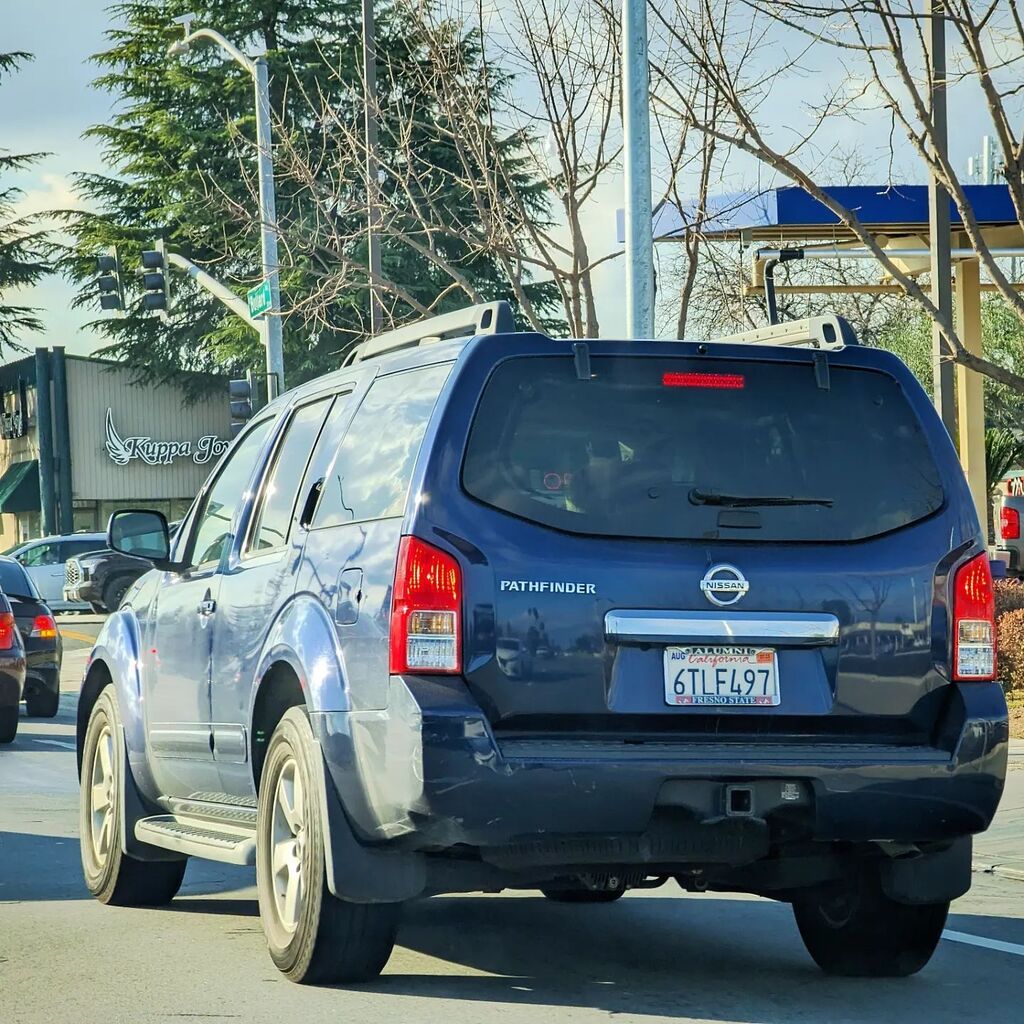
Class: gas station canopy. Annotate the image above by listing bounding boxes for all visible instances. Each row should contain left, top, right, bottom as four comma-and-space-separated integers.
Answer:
650, 183, 1022, 245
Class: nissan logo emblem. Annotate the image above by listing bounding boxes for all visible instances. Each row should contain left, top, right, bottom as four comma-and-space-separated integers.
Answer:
700, 564, 749, 606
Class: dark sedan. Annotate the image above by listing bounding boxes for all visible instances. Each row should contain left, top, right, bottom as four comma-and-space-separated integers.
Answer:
0, 585, 28, 743
0, 556, 62, 719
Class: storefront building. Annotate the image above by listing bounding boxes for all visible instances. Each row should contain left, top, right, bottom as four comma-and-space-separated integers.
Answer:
0, 349, 232, 544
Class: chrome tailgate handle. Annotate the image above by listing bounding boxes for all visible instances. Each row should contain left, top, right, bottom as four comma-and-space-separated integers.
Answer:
605, 610, 839, 647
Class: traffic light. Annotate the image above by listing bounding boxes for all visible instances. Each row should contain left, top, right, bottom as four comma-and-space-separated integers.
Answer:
139, 239, 170, 315
95, 248, 124, 312
229, 373, 255, 438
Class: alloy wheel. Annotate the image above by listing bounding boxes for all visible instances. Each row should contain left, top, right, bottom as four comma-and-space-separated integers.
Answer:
88, 723, 115, 864
270, 756, 306, 933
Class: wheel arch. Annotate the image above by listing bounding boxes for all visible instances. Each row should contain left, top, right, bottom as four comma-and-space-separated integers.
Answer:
251, 661, 307, 789
76, 610, 148, 777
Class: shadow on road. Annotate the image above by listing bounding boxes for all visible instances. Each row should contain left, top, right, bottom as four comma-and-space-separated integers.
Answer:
351, 894, 1024, 1021
0, 831, 87, 902
0, 830, 254, 904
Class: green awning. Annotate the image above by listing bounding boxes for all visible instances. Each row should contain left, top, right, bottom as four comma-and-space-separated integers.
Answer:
0, 460, 39, 514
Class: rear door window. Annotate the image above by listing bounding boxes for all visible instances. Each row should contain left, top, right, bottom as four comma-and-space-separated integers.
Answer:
314, 364, 451, 527
462, 356, 944, 542
246, 398, 332, 554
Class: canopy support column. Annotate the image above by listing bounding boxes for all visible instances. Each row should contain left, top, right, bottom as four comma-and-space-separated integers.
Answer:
955, 258, 988, 534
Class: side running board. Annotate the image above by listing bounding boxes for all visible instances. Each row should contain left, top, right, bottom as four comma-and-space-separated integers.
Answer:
134, 795, 258, 866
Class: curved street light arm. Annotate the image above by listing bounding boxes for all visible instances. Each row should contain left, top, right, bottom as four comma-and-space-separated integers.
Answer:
167, 27, 257, 76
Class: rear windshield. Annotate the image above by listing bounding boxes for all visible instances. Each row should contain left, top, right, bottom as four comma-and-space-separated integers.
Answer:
0, 560, 36, 598
462, 355, 944, 542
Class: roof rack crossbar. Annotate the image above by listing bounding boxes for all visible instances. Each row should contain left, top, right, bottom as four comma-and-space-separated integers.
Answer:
350, 300, 516, 363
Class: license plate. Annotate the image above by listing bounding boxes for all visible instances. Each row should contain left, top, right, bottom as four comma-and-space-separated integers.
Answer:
664, 646, 780, 706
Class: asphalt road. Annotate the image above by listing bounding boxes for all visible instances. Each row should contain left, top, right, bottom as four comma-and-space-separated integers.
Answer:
2, 645, 1024, 1024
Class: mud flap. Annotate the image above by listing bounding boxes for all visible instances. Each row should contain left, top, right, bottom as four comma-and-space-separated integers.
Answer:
117, 725, 187, 863
317, 749, 426, 903
880, 836, 972, 905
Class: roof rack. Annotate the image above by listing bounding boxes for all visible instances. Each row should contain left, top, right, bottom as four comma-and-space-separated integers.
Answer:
346, 300, 516, 364
707, 314, 857, 350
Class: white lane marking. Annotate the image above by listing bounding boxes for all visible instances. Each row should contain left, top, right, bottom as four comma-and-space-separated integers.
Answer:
33, 739, 76, 750
944, 929, 1024, 957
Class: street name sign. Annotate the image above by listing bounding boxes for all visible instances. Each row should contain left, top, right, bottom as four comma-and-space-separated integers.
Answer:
247, 280, 272, 319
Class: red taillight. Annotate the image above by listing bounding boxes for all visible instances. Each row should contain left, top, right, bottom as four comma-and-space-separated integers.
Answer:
1001, 506, 1020, 541
389, 536, 461, 674
0, 612, 15, 650
952, 553, 996, 681
662, 371, 745, 389
31, 614, 58, 639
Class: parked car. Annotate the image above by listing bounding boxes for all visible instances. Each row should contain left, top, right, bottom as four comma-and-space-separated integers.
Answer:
3, 533, 106, 610
64, 521, 183, 613
992, 490, 1024, 575
0, 557, 62, 718
76, 304, 1007, 986
0, 588, 28, 743
65, 549, 151, 614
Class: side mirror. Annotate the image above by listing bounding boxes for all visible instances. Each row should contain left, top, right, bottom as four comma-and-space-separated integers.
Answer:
108, 509, 177, 571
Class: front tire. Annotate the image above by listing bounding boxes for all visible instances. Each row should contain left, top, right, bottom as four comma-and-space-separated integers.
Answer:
102, 577, 132, 613
79, 686, 186, 905
793, 870, 948, 977
257, 707, 401, 984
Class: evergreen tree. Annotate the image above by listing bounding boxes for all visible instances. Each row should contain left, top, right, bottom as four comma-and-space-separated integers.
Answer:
64, 0, 559, 390
0, 52, 50, 348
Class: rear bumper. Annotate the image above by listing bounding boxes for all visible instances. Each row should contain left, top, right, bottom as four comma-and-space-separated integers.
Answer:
313, 680, 1009, 853
24, 654, 58, 695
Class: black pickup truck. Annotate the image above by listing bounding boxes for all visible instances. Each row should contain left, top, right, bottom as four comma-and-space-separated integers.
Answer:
64, 521, 181, 613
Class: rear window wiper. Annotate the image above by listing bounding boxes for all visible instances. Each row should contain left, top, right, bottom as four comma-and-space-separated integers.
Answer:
689, 488, 834, 508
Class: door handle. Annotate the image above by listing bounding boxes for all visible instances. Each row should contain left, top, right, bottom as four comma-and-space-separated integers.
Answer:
197, 598, 217, 616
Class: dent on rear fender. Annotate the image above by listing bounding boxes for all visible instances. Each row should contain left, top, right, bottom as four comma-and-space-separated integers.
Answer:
316, 676, 425, 840
253, 594, 387, 713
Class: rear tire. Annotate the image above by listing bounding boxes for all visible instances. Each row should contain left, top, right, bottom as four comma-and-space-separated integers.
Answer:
25, 683, 59, 718
793, 870, 948, 977
0, 704, 17, 743
256, 707, 401, 984
79, 686, 186, 905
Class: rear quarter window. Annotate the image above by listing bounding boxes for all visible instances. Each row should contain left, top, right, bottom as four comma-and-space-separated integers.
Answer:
314, 363, 452, 527
462, 355, 944, 542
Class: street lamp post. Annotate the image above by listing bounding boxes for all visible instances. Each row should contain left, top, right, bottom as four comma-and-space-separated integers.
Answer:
168, 21, 285, 396
362, 0, 383, 336
622, 0, 655, 340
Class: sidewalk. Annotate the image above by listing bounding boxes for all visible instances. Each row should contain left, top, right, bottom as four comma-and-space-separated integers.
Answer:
974, 740, 1024, 883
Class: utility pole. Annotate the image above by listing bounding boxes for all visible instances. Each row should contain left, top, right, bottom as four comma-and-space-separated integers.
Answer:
622, 0, 655, 339
168, 20, 285, 396
926, 0, 957, 439
362, 0, 383, 336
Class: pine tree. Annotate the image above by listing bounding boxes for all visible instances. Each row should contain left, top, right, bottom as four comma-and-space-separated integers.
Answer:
64, 1, 560, 390
0, 52, 50, 348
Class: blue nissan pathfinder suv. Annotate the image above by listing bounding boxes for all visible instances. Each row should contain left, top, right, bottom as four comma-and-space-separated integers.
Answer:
77, 303, 1008, 983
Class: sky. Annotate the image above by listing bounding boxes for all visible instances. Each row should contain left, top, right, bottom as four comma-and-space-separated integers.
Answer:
0, 0, 1001, 368
4, 0, 113, 357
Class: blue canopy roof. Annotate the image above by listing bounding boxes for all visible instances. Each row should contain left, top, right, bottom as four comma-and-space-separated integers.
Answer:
635, 184, 1019, 242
